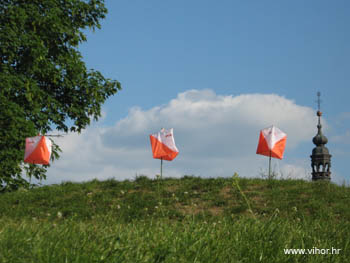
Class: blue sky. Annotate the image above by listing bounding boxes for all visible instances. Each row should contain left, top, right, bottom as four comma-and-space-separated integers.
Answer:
47, 0, 349, 184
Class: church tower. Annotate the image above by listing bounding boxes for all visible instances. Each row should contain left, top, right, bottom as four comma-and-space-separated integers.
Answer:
310, 92, 332, 181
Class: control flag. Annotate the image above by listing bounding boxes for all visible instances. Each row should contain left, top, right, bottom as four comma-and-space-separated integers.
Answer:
256, 125, 287, 159
150, 128, 179, 161
24, 135, 52, 165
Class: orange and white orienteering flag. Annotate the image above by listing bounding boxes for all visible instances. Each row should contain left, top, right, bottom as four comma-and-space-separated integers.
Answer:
256, 125, 287, 159
150, 128, 179, 161
24, 135, 52, 165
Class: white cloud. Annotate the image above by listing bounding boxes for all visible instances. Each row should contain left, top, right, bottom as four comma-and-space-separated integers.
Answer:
46, 89, 319, 184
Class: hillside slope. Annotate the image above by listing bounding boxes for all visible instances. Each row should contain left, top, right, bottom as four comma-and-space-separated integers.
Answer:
0, 176, 349, 262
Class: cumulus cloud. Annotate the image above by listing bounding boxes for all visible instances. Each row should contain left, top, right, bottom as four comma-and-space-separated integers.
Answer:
46, 89, 318, 184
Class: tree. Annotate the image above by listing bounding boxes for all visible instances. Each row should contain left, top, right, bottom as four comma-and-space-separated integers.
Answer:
0, 0, 121, 190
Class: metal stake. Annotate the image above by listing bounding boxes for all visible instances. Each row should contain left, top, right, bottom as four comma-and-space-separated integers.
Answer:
160, 158, 163, 179
269, 151, 272, 179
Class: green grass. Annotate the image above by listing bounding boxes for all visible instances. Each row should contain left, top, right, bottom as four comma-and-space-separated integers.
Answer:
0, 175, 349, 262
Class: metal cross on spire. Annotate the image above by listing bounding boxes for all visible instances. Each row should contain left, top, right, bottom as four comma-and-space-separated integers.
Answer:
317, 91, 321, 112
316, 91, 322, 125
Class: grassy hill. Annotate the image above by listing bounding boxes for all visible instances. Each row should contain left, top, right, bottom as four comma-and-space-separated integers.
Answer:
0, 175, 349, 262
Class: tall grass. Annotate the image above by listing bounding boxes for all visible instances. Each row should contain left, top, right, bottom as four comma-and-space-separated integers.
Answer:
0, 176, 349, 262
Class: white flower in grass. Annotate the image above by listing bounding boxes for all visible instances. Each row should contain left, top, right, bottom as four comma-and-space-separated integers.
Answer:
184, 192, 188, 195
117, 205, 121, 209
57, 211, 63, 218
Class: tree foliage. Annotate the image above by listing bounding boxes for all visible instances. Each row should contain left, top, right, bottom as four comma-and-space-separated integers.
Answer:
0, 0, 121, 190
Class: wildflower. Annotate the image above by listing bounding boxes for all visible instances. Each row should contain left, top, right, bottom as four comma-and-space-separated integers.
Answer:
117, 205, 121, 209
57, 211, 63, 218
292, 206, 297, 212
120, 190, 125, 195
184, 192, 188, 195
155, 206, 159, 209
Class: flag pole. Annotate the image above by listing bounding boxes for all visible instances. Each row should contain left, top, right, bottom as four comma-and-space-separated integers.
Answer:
160, 158, 163, 179
269, 151, 272, 179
